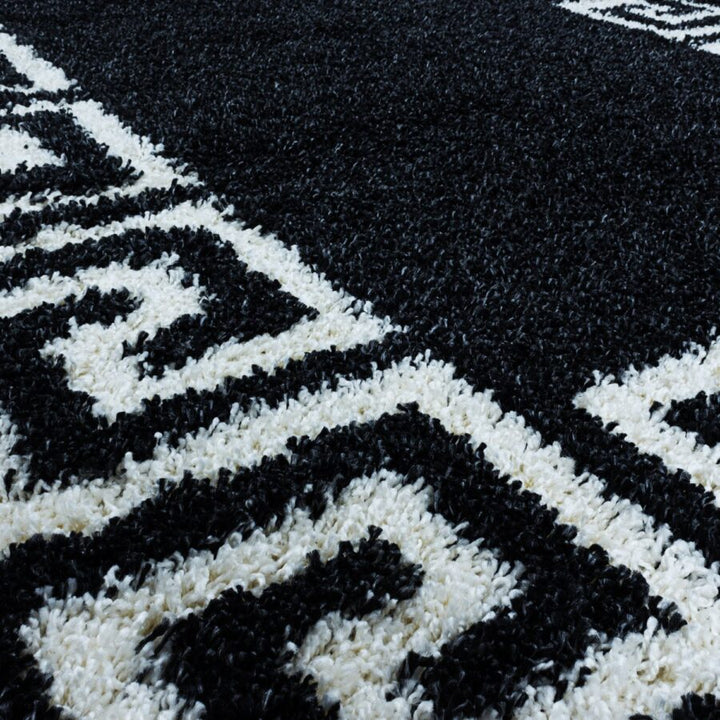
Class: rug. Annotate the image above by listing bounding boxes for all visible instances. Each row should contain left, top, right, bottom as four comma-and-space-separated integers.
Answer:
1, 1, 720, 718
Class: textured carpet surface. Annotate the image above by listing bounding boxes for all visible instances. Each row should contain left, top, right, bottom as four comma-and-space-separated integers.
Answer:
2, 1, 720, 718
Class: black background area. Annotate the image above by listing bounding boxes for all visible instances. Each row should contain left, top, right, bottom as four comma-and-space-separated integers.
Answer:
4, 0, 720, 424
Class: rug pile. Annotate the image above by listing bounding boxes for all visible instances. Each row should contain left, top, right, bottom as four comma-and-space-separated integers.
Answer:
2, 1, 720, 718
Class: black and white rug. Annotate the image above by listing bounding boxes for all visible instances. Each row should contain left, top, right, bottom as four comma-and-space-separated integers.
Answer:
3, 1, 720, 718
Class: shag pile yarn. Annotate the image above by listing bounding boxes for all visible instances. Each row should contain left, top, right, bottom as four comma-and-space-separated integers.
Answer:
2, 1, 720, 718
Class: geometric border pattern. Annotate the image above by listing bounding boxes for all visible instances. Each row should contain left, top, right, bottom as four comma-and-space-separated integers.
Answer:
559, 0, 720, 56
3, 22, 720, 720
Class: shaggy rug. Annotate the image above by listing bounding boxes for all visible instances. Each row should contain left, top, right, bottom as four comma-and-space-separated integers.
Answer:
2, 1, 720, 718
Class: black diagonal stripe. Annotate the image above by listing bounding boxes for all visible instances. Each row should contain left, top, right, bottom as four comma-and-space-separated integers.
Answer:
631, 692, 720, 719
0, 87, 72, 111
0, 54, 30, 88
7, 330, 409, 488
0, 182, 209, 248
690, 31, 720, 45
533, 405, 720, 568
141, 527, 422, 719
0, 109, 139, 203
668, 693, 720, 719
118, 230, 315, 379
109, 331, 412, 465
663, 391, 720, 448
